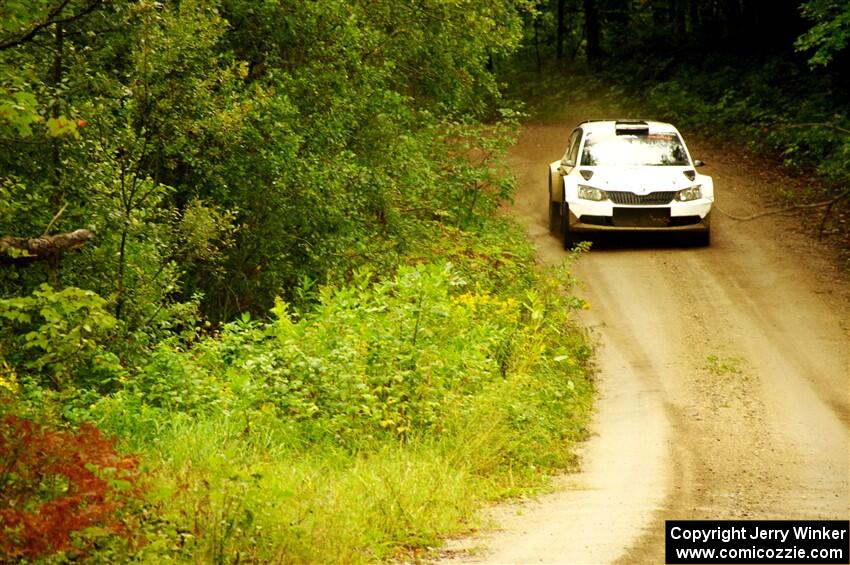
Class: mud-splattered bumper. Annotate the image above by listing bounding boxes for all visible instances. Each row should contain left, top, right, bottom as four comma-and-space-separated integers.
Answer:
568, 201, 711, 232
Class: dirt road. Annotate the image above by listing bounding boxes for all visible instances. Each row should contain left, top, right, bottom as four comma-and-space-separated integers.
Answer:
440, 116, 850, 564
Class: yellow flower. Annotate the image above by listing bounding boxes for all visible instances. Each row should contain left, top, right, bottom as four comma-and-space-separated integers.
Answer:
0, 363, 19, 394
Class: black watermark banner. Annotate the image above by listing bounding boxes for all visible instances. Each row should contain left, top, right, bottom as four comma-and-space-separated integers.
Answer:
666, 520, 849, 564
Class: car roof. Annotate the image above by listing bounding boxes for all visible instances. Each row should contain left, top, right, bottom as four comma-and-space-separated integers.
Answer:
577, 119, 680, 135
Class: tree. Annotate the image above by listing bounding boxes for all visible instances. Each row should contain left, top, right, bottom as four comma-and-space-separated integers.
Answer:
556, 0, 568, 59
796, 0, 850, 67
584, 0, 601, 60
2, 0, 531, 327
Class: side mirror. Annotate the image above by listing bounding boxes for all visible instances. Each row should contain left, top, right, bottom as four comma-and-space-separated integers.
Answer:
559, 159, 575, 175
693, 159, 706, 167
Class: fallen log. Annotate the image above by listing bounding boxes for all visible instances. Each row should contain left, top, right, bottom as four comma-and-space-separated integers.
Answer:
0, 229, 94, 263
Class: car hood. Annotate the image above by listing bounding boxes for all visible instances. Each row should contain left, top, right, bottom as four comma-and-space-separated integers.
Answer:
582, 167, 696, 193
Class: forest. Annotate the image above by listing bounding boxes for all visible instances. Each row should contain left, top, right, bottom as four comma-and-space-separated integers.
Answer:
1, 0, 847, 562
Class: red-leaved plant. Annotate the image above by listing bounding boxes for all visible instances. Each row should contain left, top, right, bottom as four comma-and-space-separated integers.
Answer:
0, 414, 140, 560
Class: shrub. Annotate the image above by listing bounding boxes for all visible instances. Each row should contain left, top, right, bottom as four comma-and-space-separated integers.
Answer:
0, 414, 141, 561
82, 226, 595, 562
0, 285, 124, 392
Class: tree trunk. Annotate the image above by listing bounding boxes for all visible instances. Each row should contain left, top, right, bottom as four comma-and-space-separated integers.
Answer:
556, 0, 567, 60
689, 0, 700, 33
584, 0, 601, 60
673, 0, 686, 34
48, 21, 64, 286
534, 13, 542, 74
651, 0, 666, 26
607, 0, 630, 26
723, 0, 743, 38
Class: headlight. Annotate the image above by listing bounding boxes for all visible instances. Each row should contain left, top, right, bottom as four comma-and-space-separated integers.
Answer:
676, 185, 702, 202
578, 184, 607, 201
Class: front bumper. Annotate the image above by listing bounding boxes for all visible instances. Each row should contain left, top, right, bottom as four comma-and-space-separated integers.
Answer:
567, 200, 712, 233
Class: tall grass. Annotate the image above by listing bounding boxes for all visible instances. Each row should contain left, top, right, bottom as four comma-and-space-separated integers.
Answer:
80, 219, 595, 563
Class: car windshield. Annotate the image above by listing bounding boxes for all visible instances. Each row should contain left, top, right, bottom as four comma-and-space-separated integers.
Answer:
581, 132, 689, 166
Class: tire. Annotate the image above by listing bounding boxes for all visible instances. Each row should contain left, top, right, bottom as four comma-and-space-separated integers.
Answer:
692, 230, 711, 247
561, 202, 575, 250
549, 202, 561, 233
548, 178, 560, 233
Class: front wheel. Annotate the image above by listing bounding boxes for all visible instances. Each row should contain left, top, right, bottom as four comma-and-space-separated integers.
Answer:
548, 180, 561, 233
561, 203, 575, 250
549, 201, 561, 233
691, 230, 711, 247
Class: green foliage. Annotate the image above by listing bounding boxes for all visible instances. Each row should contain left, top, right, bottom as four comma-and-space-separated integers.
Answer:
0, 0, 533, 326
263, 264, 517, 443
796, 0, 850, 67
0, 84, 40, 137
704, 354, 745, 377
0, 0, 597, 561
0, 285, 123, 391
630, 58, 850, 190
84, 226, 594, 562
97, 237, 588, 446
127, 421, 479, 563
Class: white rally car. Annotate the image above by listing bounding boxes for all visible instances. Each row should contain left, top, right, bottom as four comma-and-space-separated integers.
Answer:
548, 119, 713, 247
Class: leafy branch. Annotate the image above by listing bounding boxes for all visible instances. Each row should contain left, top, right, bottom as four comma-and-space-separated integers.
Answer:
0, 0, 103, 51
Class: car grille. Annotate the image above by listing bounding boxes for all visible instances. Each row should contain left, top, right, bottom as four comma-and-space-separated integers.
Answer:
607, 191, 676, 205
